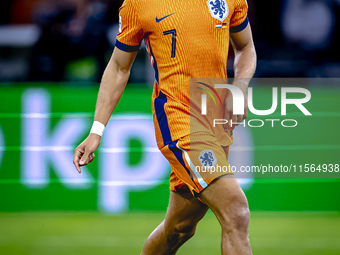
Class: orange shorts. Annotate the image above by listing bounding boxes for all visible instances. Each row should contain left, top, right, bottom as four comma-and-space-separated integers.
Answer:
160, 132, 233, 195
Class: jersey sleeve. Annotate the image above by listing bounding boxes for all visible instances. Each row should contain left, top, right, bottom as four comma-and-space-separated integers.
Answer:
230, 0, 249, 33
115, 0, 144, 52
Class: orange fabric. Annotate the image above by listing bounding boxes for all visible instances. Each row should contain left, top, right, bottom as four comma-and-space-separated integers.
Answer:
161, 133, 233, 194
116, 0, 248, 148
230, 0, 249, 27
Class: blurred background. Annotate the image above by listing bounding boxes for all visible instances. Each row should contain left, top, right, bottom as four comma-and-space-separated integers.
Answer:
0, 0, 340, 83
0, 0, 340, 255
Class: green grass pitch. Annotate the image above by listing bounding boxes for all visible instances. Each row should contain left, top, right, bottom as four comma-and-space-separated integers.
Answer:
1, 211, 340, 255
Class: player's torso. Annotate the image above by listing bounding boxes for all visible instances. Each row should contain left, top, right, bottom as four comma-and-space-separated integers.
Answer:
140, 0, 235, 83
136, 0, 237, 147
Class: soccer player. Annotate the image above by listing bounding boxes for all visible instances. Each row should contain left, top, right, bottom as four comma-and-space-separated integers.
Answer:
73, 0, 256, 254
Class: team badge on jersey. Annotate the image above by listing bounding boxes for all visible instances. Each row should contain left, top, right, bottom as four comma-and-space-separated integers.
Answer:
199, 150, 218, 168
207, 0, 229, 22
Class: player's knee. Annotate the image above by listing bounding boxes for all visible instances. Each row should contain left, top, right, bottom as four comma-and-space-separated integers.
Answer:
176, 220, 197, 239
232, 203, 250, 232
165, 219, 197, 243
220, 197, 250, 234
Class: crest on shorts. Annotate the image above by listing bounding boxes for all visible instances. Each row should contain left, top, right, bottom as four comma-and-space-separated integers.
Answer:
207, 0, 229, 22
199, 150, 218, 168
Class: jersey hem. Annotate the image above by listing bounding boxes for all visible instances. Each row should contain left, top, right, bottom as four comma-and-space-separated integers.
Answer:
230, 16, 249, 33
115, 40, 140, 52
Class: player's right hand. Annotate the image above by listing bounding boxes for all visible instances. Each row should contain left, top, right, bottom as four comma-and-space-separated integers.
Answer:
225, 86, 248, 131
73, 133, 101, 173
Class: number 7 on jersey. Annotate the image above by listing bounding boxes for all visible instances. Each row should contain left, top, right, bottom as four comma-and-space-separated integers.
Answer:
163, 29, 177, 58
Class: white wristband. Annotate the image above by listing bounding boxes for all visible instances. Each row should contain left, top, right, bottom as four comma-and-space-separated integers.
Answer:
90, 121, 106, 137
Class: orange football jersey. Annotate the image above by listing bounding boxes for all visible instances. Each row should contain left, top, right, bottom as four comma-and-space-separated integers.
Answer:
116, 0, 249, 148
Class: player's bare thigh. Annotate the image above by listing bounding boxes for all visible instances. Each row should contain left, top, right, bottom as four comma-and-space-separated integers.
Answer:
164, 190, 209, 231
199, 176, 249, 231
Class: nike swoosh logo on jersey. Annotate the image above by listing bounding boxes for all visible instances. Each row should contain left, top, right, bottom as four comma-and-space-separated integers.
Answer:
156, 13, 175, 23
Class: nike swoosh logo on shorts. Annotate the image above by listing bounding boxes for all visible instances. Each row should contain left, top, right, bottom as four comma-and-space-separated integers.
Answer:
156, 13, 175, 23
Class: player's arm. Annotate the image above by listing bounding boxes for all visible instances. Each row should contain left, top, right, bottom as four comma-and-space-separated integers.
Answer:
73, 48, 137, 173
227, 23, 257, 129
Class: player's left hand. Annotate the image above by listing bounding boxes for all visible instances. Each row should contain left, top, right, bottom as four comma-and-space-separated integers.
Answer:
225, 82, 248, 131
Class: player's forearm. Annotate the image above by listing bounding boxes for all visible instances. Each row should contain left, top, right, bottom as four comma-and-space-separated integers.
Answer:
93, 62, 130, 126
233, 43, 257, 92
